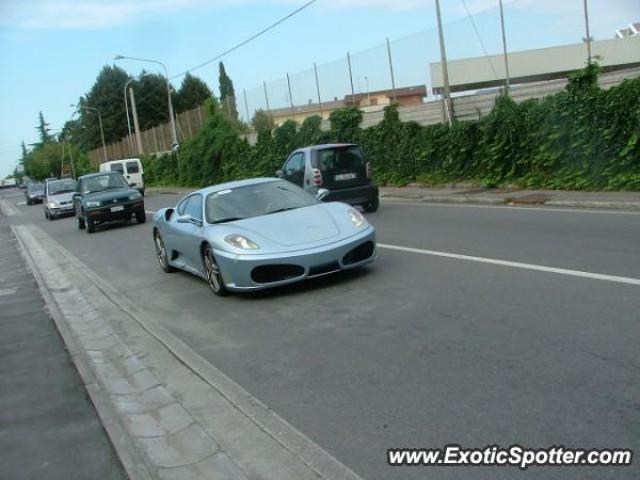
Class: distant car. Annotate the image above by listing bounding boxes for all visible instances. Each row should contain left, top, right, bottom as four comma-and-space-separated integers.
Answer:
73, 172, 146, 234
277, 144, 379, 212
152, 178, 376, 296
25, 182, 44, 205
44, 178, 77, 220
99, 158, 144, 194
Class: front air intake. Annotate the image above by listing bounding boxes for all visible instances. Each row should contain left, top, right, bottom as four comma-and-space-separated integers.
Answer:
251, 264, 305, 284
342, 241, 375, 265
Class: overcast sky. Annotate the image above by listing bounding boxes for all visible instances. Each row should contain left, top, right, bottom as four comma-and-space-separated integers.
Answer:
0, 0, 637, 177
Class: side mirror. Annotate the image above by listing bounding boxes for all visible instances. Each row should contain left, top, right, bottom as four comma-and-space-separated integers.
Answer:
129, 182, 137, 187
316, 188, 330, 201
275, 169, 284, 178
177, 215, 202, 227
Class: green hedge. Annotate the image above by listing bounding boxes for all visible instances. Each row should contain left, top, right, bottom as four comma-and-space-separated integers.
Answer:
142, 66, 640, 191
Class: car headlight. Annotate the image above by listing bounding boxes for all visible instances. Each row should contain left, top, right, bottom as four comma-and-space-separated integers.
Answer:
224, 234, 259, 250
129, 191, 142, 200
348, 208, 365, 227
85, 201, 100, 208
48, 201, 58, 208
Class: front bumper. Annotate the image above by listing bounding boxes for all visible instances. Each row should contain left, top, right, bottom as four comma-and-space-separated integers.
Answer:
322, 183, 379, 206
48, 204, 75, 216
86, 200, 144, 224
214, 226, 377, 291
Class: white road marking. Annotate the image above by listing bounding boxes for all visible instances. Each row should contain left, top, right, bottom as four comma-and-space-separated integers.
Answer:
378, 243, 640, 286
16, 201, 26, 206
381, 199, 640, 215
0, 199, 20, 216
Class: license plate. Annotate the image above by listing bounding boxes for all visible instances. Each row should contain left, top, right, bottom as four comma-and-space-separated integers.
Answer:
111, 206, 124, 212
335, 173, 357, 181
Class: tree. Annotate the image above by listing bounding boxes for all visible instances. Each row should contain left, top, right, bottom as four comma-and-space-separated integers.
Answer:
175, 73, 212, 113
36, 111, 51, 144
78, 65, 131, 150
134, 71, 175, 130
251, 109, 274, 132
218, 62, 238, 121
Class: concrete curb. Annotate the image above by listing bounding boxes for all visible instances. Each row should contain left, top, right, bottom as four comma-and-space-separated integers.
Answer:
12, 224, 364, 480
382, 194, 640, 210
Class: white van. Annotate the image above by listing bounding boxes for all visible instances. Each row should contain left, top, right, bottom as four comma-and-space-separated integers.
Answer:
99, 158, 144, 194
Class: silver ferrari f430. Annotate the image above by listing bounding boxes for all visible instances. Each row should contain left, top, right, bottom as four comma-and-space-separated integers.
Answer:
152, 178, 377, 295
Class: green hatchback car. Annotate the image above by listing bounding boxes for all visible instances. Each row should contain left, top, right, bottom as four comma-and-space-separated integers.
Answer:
73, 172, 146, 234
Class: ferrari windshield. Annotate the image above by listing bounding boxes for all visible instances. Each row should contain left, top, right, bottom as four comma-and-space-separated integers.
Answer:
48, 179, 77, 195
205, 180, 317, 224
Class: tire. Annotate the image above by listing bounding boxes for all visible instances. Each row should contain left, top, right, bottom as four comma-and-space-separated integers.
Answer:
77, 214, 85, 230
27, 199, 32, 206
154, 231, 175, 273
363, 196, 379, 213
85, 214, 95, 234
47, 210, 54, 221
136, 208, 147, 224
203, 245, 228, 296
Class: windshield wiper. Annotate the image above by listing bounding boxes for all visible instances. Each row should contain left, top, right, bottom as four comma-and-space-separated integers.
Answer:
265, 207, 299, 215
211, 217, 244, 224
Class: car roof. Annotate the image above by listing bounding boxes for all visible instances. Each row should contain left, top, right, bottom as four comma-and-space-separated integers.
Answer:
78, 171, 122, 180
307, 143, 357, 151
196, 177, 280, 196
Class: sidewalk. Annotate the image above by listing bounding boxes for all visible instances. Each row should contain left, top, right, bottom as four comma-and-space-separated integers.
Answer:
146, 185, 640, 210
0, 223, 126, 480
381, 184, 640, 210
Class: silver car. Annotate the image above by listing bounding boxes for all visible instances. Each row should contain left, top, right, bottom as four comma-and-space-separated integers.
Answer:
44, 178, 77, 220
152, 178, 376, 296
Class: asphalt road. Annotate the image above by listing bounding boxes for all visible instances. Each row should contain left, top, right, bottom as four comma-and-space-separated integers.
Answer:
3, 187, 639, 480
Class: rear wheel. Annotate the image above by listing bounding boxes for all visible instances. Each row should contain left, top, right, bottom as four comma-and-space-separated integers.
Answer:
203, 245, 228, 296
85, 214, 95, 234
154, 231, 175, 273
27, 198, 32, 206
77, 213, 85, 230
363, 196, 379, 213
135, 208, 146, 224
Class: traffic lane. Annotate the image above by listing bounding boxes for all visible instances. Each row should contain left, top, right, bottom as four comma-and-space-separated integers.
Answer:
370, 201, 640, 279
15, 202, 640, 480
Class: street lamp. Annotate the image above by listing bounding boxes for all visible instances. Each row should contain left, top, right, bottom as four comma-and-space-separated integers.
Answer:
71, 104, 107, 161
114, 55, 178, 150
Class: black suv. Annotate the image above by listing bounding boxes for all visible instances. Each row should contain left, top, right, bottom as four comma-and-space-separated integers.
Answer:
73, 172, 146, 234
277, 144, 379, 212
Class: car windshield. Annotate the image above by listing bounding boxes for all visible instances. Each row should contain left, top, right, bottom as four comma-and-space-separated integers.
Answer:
82, 173, 128, 194
205, 180, 317, 224
49, 179, 77, 195
29, 183, 44, 193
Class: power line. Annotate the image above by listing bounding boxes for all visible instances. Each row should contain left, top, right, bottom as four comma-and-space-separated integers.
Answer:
461, 0, 500, 80
170, 0, 319, 80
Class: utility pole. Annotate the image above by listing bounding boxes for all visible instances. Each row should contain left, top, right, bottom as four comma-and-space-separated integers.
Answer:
499, 0, 511, 92
314, 63, 323, 116
386, 38, 397, 102
435, 0, 452, 125
583, 0, 592, 64
129, 87, 144, 155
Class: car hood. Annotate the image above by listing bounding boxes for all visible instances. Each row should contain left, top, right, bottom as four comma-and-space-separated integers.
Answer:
83, 188, 134, 203
49, 192, 75, 203
228, 203, 341, 247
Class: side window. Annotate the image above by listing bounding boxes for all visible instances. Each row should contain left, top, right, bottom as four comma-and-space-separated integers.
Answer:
176, 197, 188, 215
110, 163, 124, 173
184, 195, 203, 221
284, 153, 304, 174
126, 161, 140, 174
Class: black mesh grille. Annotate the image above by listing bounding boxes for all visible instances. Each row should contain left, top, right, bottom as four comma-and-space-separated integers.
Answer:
251, 264, 305, 284
342, 241, 375, 265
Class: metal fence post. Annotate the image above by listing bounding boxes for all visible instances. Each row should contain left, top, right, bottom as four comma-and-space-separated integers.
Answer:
347, 52, 355, 99
314, 63, 323, 116
263, 81, 270, 112
243, 88, 251, 123
387, 37, 397, 102
286, 73, 294, 118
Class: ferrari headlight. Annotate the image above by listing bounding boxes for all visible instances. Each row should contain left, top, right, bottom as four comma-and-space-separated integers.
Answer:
348, 208, 365, 228
225, 234, 259, 250
86, 201, 100, 208
129, 191, 142, 200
